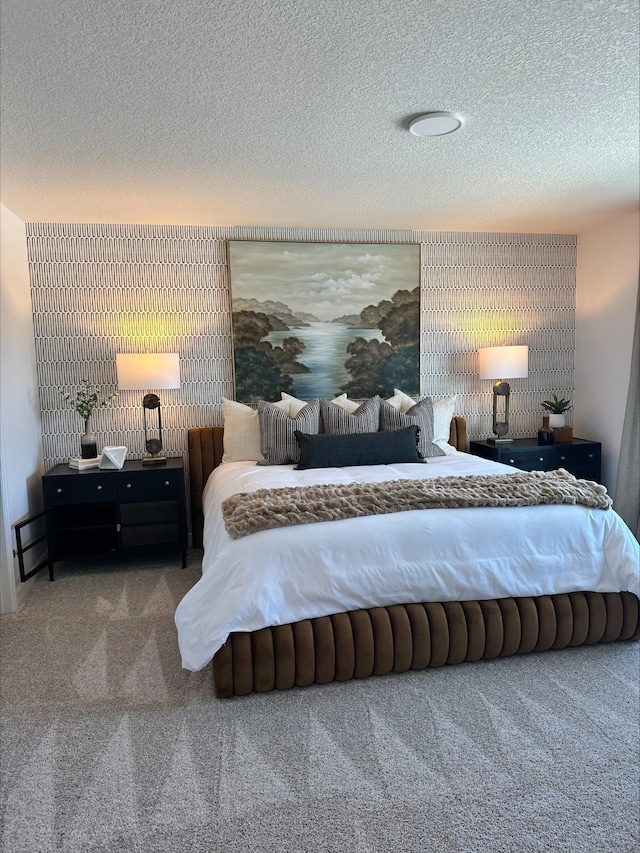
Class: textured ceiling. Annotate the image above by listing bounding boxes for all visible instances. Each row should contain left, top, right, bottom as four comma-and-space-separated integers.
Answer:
1, 0, 638, 233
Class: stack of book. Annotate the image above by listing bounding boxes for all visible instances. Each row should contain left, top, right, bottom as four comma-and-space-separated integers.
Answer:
68, 456, 100, 470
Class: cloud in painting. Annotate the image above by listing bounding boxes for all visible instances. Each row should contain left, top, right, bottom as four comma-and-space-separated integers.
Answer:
229, 241, 419, 321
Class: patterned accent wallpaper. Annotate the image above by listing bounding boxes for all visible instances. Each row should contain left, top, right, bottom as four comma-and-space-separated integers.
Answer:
26, 223, 576, 532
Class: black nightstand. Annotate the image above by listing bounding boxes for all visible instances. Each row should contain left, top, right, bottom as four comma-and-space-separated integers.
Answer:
42, 458, 187, 580
469, 438, 601, 482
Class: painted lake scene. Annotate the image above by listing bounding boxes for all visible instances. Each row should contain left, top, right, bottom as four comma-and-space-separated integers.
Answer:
228, 241, 421, 402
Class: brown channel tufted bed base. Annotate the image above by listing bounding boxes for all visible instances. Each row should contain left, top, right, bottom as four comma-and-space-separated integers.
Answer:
187, 422, 639, 698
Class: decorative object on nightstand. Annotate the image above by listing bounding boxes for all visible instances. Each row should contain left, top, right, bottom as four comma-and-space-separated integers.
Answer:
541, 393, 573, 441
99, 446, 128, 470
116, 352, 180, 465
552, 426, 574, 442
478, 345, 529, 445
541, 394, 572, 427
537, 424, 554, 445
60, 378, 117, 466
69, 455, 101, 470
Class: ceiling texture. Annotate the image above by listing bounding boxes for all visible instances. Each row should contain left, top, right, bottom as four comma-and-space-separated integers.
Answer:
1, 0, 638, 233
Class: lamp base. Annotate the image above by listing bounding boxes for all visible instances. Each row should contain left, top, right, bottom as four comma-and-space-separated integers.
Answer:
142, 455, 167, 465
486, 437, 514, 445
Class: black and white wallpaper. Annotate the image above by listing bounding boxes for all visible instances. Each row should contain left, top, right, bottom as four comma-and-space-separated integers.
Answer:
26, 223, 576, 532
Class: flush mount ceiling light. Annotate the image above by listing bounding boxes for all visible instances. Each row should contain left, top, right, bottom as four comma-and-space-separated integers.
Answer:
408, 112, 463, 137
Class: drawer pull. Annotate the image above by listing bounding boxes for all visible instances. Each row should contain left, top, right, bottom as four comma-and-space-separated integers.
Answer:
509, 459, 515, 464
538, 457, 544, 462
164, 481, 170, 486
588, 453, 594, 459
126, 483, 132, 489
560, 456, 566, 461
96, 485, 102, 491
56, 488, 62, 494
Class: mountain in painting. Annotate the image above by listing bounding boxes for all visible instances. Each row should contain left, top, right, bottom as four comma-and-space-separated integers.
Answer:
331, 313, 361, 325
232, 297, 318, 329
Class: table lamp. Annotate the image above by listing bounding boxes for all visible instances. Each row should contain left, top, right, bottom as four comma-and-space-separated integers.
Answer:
116, 353, 180, 464
478, 345, 528, 444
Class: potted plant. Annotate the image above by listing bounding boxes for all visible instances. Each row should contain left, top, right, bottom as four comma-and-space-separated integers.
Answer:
60, 379, 117, 459
541, 394, 572, 428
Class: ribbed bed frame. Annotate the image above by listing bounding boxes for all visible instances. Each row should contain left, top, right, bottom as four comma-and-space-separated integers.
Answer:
187, 421, 639, 698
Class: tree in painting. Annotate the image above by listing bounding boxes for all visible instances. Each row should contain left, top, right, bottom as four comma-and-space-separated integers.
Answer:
233, 310, 309, 401
342, 287, 419, 398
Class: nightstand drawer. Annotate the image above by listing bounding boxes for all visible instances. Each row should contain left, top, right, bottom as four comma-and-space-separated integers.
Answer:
553, 444, 600, 479
43, 476, 116, 504
116, 470, 181, 501
500, 449, 551, 472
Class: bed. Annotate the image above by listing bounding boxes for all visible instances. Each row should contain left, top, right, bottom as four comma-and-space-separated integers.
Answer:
178, 402, 639, 699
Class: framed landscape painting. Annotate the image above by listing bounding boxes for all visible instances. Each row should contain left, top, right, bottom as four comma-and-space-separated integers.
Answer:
228, 240, 421, 403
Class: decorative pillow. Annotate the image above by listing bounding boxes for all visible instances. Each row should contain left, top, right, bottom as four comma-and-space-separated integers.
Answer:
388, 389, 458, 454
379, 397, 445, 459
432, 395, 457, 451
320, 395, 381, 435
295, 425, 422, 470
221, 398, 289, 463
281, 391, 360, 416
257, 399, 321, 465
385, 388, 417, 413
331, 393, 362, 414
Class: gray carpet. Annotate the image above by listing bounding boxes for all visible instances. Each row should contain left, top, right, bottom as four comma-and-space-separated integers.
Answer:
1, 551, 638, 853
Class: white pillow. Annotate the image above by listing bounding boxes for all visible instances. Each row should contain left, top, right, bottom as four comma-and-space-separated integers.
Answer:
221, 397, 288, 463
281, 391, 361, 415
432, 395, 458, 454
385, 389, 416, 413
388, 389, 459, 455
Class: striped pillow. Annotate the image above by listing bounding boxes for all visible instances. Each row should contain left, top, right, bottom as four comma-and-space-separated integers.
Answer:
257, 399, 321, 465
379, 398, 445, 459
320, 396, 381, 435
387, 388, 458, 454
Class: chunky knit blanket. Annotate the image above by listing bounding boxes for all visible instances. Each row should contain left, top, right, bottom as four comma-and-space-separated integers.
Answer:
221, 468, 611, 539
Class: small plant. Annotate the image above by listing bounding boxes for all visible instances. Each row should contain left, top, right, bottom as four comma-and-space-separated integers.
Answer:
541, 394, 572, 414
60, 379, 117, 421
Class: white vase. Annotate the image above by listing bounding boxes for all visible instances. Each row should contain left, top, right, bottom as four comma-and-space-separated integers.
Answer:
548, 413, 566, 428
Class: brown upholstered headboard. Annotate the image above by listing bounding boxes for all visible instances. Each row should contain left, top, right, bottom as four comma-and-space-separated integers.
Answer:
188, 426, 224, 549
187, 417, 468, 549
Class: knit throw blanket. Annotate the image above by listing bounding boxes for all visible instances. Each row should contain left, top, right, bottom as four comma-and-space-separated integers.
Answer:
221, 468, 611, 539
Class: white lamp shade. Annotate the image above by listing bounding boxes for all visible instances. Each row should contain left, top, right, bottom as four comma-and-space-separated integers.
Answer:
116, 353, 180, 390
478, 346, 528, 380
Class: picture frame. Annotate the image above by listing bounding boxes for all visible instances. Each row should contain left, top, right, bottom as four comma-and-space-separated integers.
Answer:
228, 240, 421, 402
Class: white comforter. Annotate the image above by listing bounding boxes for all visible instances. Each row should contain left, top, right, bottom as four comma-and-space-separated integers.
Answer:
175, 452, 640, 671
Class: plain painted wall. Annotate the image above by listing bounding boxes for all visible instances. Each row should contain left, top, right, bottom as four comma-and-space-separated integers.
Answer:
575, 208, 640, 498
0, 203, 45, 612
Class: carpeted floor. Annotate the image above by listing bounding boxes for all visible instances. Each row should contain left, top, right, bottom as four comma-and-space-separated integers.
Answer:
1, 551, 639, 853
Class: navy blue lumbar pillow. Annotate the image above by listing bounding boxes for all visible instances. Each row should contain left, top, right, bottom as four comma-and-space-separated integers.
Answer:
294, 425, 423, 470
